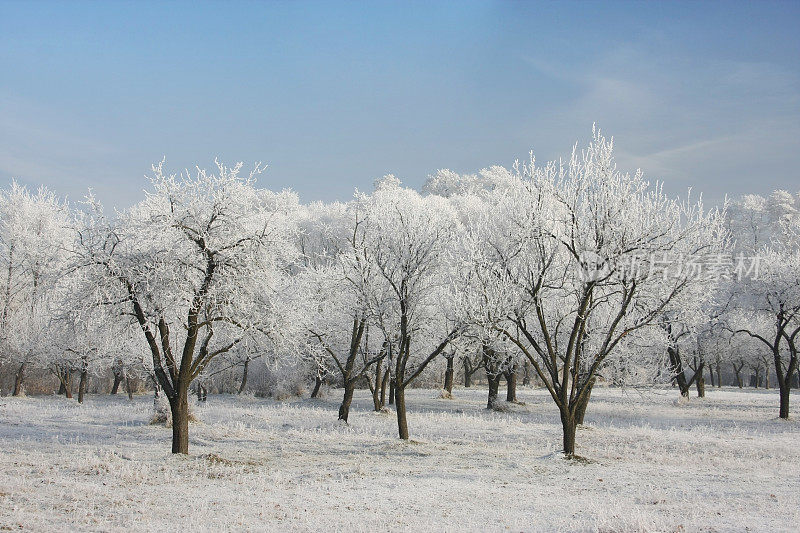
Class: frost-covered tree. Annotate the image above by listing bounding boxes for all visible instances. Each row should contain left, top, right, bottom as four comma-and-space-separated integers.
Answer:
723, 324, 759, 388
0, 182, 71, 396
358, 176, 463, 439
727, 190, 799, 251
661, 289, 729, 398
455, 129, 726, 456
298, 200, 388, 420
70, 161, 302, 453
727, 190, 800, 417
731, 246, 800, 417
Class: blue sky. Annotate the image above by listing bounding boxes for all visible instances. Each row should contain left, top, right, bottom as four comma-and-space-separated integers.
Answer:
1, 0, 798, 209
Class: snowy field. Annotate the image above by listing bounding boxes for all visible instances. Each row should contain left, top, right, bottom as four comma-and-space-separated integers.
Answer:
1, 387, 798, 532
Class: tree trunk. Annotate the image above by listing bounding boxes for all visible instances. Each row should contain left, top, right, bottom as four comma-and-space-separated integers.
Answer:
668, 347, 690, 397
733, 364, 743, 388
310, 375, 323, 398
716, 363, 722, 388
522, 361, 531, 386
395, 386, 408, 440
773, 341, 796, 416
238, 359, 249, 394
371, 361, 383, 411
696, 376, 705, 398
708, 366, 715, 388
78, 368, 88, 404
111, 371, 123, 394
463, 358, 473, 387
388, 379, 395, 405
64, 371, 73, 399
575, 377, 595, 425
778, 381, 790, 419
338, 380, 355, 422
169, 385, 190, 454
486, 373, 501, 409
58, 376, 66, 395
195, 383, 208, 402
380, 370, 389, 407
505, 369, 517, 403
561, 410, 577, 457
443, 356, 454, 394
125, 376, 133, 400
12, 362, 26, 396
676, 373, 689, 396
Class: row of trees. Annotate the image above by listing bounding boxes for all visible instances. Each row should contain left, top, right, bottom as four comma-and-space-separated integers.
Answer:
1, 129, 797, 457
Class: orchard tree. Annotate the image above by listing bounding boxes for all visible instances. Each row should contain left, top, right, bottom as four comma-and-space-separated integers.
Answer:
0, 182, 71, 396
106, 326, 150, 398
732, 246, 800, 417
481, 337, 517, 408
71, 161, 301, 453
727, 190, 799, 252
663, 315, 704, 398
359, 176, 463, 439
661, 293, 727, 398
721, 317, 766, 389
300, 200, 387, 420
727, 190, 800, 416
40, 307, 108, 403
305, 260, 385, 422
457, 129, 726, 456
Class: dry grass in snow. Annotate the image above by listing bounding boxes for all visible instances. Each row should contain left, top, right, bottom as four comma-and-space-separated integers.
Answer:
1, 386, 798, 532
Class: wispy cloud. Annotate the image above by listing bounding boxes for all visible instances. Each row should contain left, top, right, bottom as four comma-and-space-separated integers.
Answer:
519, 42, 800, 204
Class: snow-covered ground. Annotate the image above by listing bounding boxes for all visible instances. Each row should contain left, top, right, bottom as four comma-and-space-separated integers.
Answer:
1, 386, 798, 532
